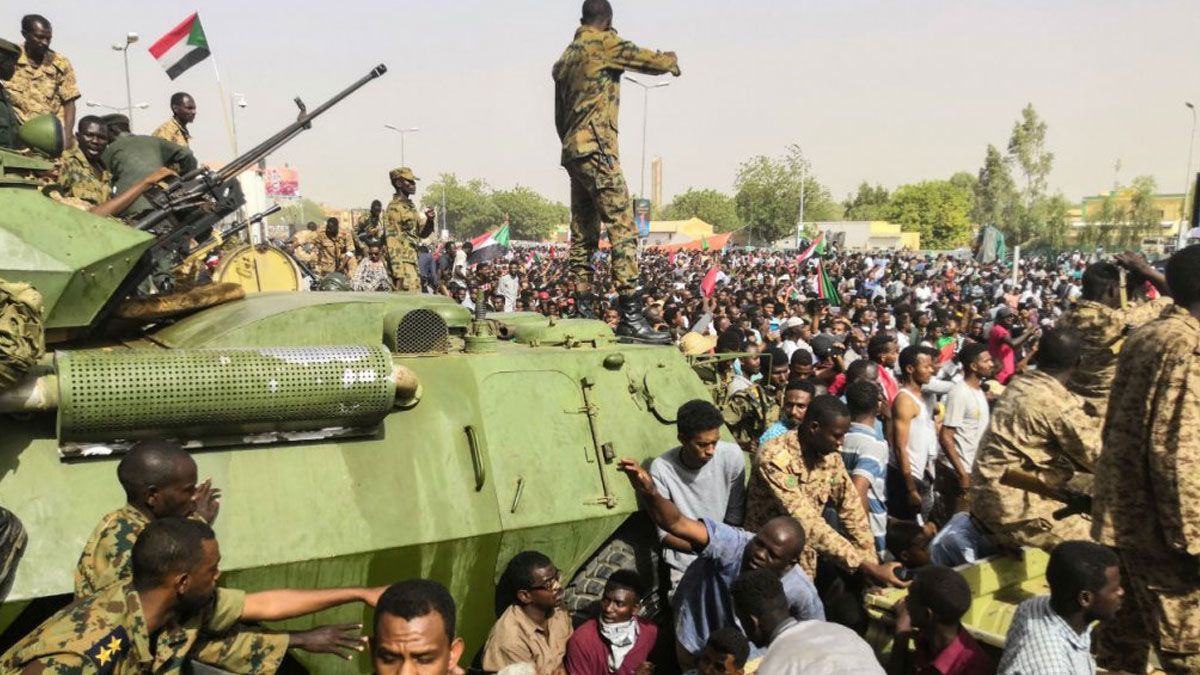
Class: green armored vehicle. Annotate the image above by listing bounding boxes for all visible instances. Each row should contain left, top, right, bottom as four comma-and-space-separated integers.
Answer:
0, 66, 710, 673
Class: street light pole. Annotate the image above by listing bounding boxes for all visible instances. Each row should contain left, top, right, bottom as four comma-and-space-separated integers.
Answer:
110, 33, 139, 126
383, 124, 420, 166
1181, 102, 1197, 247
624, 76, 669, 201
230, 92, 247, 155
86, 100, 149, 113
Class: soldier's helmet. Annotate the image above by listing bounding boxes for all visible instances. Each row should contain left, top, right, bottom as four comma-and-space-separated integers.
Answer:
17, 115, 64, 158
316, 272, 352, 292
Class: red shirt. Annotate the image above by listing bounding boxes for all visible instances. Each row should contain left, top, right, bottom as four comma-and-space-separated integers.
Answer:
563, 617, 658, 675
915, 629, 994, 675
988, 324, 1015, 384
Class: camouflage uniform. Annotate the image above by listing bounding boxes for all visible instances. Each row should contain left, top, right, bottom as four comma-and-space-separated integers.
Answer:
48, 146, 112, 208
552, 25, 679, 295
969, 370, 1100, 552
744, 432, 877, 579
7, 46, 79, 125
356, 214, 384, 248
1058, 296, 1171, 417
0, 278, 43, 392
1092, 305, 1200, 674
722, 375, 772, 453
0, 81, 20, 150
311, 232, 351, 276
151, 117, 190, 147
73, 504, 290, 673
383, 191, 428, 293
0, 582, 285, 674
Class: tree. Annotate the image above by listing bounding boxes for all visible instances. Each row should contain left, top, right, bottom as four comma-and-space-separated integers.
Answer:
885, 180, 974, 249
734, 145, 838, 244
491, 185, 569, 241
972, 144, 1020, 231
660, 188, 742, 231
271, 198, 326, 234
841, 182, 890, 221
1121, 176, 1161, 249
421, 173, 503, 238
1004, 104, 1056, 246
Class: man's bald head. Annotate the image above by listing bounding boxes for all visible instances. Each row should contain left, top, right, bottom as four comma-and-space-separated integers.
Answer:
760, 516, 805, 557
117, 440, 198, 517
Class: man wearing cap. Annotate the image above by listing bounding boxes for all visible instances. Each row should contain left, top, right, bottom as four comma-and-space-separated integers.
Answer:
9, 15, 78, 148
553, 0, 680, 343
152, 92, 195, 148
101, 113, 197, 217
383, 167, 435, 293
0, 38, 21, 150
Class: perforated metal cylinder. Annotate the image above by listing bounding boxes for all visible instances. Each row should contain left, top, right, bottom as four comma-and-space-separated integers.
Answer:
56, 345, 395, 444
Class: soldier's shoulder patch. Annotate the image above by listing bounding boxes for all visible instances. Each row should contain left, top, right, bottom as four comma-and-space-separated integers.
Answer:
84, 625, 130, 675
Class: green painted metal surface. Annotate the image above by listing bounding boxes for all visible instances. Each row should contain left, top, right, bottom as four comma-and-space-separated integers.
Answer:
0, 194, 153, 330
0, 292, 716, 674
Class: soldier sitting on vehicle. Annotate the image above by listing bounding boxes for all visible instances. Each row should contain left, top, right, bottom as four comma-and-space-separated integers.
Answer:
72, 439, 371, 673
969, 327, 1099, 553
2, 518, 385, 673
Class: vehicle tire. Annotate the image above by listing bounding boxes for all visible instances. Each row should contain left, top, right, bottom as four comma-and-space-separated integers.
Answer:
564, 512, 667, 625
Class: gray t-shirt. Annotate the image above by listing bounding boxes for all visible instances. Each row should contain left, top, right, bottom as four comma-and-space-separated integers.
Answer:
942, 381, 990, 469
650, 441, 745, 581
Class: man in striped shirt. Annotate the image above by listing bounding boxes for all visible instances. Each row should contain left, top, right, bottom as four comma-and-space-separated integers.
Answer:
841, 381, 888, 556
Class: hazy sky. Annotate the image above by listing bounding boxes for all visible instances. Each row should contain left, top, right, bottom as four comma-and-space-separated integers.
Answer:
5, 1, 1198, 211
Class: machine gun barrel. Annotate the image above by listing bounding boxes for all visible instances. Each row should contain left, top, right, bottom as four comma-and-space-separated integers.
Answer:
179, 204, 282, 260
215, 64, 388, 184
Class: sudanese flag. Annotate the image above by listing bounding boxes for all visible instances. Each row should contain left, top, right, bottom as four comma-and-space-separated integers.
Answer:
149, 13, 212, 80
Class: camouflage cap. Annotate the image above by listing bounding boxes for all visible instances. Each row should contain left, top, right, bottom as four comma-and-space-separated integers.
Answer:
389, 167, 418, 182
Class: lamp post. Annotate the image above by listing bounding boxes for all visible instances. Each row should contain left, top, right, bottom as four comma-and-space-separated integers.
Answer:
86, 100, 148, 113
1181, 102, 1197, 247
383, 124, 420, 166
231, 92, 247, 155
110, 33, 139, 126
624, 76, 670, 201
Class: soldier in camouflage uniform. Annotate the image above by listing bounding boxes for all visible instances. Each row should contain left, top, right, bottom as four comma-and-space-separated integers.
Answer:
46, 115, 112, 209
552, 0, 679, 342
4, 518, 382, 674
969, 327, 1100, 552
743, 395, 904, 588
8, 15, 78, 139
73, 440, 296, 673
0, 38, 21, 150
1092, 245, 1200, 674
311, 218, 353, 278
0, 277, 37, 592
1057, 255, 1172, 419
383, 167, 434, 293
356, 200, 385, 249
722, 346, 772, 454
151, 92, 195, 148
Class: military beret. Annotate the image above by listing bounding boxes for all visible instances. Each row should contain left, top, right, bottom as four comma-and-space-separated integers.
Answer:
99, 113, 130, 127
389, 167, 418, 182
0, 38, 19, 57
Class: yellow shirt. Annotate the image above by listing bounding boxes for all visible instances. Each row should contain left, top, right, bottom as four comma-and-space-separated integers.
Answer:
7, 46, 79, 123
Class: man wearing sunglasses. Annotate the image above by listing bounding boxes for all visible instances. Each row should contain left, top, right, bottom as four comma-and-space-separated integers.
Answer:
482, 551, 573, 675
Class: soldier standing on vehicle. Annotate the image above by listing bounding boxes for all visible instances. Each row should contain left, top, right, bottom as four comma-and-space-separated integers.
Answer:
0, 38, 22, 150
384, 167, 435, 293
9, 14, 78, 147
4, 518, 383, 674
1092, 244, 1200, 674
151, 92, 195, 148
552, 0, 679, 343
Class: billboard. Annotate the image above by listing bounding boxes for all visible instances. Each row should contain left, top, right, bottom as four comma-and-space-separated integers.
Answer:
264, 166, 300, 198
634, 198, 652, 238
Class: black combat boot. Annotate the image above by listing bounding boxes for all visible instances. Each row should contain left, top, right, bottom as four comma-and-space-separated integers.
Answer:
615, 293, 671, 344
572, 291, 599, 319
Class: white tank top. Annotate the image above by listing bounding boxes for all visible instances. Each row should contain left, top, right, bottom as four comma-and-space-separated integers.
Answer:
896, 388, 937, 480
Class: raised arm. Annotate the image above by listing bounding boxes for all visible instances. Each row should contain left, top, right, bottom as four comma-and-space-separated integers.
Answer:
605, 36, 680, 76
617, 458, 709, 549
242, 586, 386, 622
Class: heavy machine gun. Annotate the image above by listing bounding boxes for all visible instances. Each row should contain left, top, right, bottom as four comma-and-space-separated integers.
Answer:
89, 65, 388, 327
167, 204, 282, 289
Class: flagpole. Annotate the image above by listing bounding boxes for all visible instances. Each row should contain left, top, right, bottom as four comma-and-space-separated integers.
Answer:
208, 53, 237, 159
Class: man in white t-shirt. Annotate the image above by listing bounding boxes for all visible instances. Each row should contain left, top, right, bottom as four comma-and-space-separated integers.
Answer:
933, 342, 994, 524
